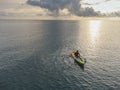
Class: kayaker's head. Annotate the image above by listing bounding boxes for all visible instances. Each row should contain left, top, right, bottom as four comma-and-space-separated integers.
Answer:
76, 50, 79, 53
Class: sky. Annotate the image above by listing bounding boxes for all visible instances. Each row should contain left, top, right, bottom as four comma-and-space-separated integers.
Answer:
0, 0, 120, 19
82, 0, 120, 13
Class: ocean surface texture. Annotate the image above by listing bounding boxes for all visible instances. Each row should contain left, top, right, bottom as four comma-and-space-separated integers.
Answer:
0, 20, 120, 90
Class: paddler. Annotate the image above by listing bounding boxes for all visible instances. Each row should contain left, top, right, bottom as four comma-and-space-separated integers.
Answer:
75, 50, 80, 58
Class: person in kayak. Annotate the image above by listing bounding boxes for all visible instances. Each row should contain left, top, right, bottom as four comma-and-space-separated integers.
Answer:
75, 50, 80, 58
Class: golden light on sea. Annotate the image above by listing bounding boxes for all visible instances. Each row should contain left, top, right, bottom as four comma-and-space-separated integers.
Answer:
89, 20, 101, 45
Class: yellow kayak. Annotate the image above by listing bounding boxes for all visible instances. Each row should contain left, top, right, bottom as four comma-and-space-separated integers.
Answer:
71, 51, 86, 65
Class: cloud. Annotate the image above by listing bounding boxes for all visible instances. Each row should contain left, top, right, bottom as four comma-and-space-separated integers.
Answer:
27, 0, 99, 16
0, 5, 49, 17
1, 0, 119, 18
104, 0, 111, 2
27, 0, 81, 15
81, 7, 99, 16
83, 1, 106, 6
82, 0, 115, 6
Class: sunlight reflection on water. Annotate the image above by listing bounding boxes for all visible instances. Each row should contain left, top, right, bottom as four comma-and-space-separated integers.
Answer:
89, 20, 101, 45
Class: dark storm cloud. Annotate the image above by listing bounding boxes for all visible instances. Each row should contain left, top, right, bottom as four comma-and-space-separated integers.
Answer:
27, 0, 81, 15
27, 0, 99, 16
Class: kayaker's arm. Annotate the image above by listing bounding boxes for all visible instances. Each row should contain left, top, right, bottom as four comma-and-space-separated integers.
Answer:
78, 53, 81, 57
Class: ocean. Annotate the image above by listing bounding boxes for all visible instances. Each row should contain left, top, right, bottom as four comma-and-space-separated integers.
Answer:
0, 19, 120, 90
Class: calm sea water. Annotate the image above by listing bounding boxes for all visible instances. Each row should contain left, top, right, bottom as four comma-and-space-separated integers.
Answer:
0, 19, 120, 90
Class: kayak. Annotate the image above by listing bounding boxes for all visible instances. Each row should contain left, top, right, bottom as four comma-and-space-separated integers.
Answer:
71, 51, 86, 65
